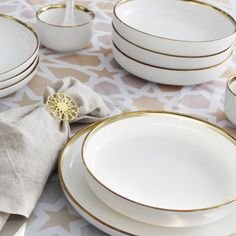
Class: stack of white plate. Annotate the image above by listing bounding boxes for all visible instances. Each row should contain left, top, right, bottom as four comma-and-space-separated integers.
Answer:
0, 14, 39, 98
112, 0, 236, 86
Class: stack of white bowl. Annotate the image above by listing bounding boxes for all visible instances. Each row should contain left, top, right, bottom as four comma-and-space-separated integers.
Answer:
0, 14, 39, 98
112, 0, 236, 86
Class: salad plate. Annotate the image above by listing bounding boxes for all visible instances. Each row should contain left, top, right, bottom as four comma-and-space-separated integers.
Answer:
59, 122, 236, 235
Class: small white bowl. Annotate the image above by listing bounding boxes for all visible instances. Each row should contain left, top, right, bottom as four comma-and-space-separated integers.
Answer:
113, 0, 236, 57
81, 111, 236, 227
112, 43, 232, 86
36, 4, 95, 52
225, 75, 236, 125
0, 57, 38, 98
112, 25, 233, 70
0, 55, 38, 89
0, 14, 39, 81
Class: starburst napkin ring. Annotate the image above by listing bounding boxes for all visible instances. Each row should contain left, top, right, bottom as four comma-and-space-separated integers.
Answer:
46, 93, 79, 121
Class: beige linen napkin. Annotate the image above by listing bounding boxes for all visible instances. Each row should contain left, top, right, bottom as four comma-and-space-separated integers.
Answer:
0, 77, 110, 230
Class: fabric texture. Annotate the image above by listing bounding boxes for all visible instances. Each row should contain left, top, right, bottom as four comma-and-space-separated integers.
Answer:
0, 77, 110, 230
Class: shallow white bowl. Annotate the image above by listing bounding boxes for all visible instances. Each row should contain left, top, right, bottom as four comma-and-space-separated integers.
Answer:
112, 43, 232, 86
58, 124, 236, 235
113, 0, 236, 57
112, 25, 233, 70
82, 111, 236, 227
0, 57, 38, 98
225, 75, 236, 125
0, 14, 39, 81
36, 4, 95, 52
0, 55, 38, 89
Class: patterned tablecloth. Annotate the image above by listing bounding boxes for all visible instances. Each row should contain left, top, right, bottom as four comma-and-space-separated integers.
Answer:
0, 0, 236, 235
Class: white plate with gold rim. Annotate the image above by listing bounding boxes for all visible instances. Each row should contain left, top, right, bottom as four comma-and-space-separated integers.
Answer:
0, 14, 39, 81
59, 122, 236, 236
82, 111, 236, 227
112, 25, 233, 70
112, 43, 232, 86
113, 0, 236, 57
0, 57, 39, 98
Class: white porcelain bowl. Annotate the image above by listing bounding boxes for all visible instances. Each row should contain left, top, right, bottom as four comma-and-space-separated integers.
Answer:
112, 25, 233, 70
0, 14, 39, 81
0, 57, 38, 98
225, 75, 236, 125
36, 4, 95, 52
112, 43, 232, 86
113, 0, 236, 57
82, 111, 236, 227
0, 56, 38, 89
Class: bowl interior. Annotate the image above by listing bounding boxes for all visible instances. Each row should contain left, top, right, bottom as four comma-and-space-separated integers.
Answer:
115, 0, 236, 41
0, 15, 38, 74
83, 113, 236, 210
38, 5, 94, 26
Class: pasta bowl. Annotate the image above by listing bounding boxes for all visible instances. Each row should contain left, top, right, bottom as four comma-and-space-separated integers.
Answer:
82, 111, 236, 227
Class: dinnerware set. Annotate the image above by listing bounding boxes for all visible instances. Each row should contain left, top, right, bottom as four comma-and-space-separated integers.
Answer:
112, 0, 236, 85
58, 113, 236, 235
0, 14, 39, 98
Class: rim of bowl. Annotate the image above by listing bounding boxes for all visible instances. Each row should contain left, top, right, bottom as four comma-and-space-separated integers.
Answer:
0, 56, 39, 91
227, 75, 236, 96
0, 14, 39, 76
112, 23, 233, 59
113, 0, 236, 43
81, 111, 236, 213
36, 4, 95, 28
113, 42, 233, 71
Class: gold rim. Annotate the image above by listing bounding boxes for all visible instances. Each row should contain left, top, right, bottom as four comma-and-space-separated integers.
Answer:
114, 0, 236, 43
227, 75, 236, 96
112, 23, 233, 59
58, 123, 133, 235
113, 42, 233, 71
81, 111, 236, 213
0, 57, 39, 91
0, 14, 39, 76
36, 4, 95, 28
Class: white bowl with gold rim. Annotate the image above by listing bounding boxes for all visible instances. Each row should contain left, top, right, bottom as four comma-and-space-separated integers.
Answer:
112, 25, 233, 70
81, 111, 236, 227
112, 43, 232, 86
113, 0, 236, 57
36, 4, 95, 52
0, 14, 39, 81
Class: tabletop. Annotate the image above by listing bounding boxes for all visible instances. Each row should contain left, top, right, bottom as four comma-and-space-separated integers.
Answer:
0, 0, 236, 235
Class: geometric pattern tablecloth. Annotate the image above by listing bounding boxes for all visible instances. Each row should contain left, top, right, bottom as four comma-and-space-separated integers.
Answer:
0, 0, 236, 235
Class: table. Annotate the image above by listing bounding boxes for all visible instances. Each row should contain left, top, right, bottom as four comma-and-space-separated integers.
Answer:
0, 0, 236, 235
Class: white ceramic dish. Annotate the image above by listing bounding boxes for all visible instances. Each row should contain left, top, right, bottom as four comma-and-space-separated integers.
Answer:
0, 56, 38, 89
36, 4, 95, 52
0, 14, 39, 81
82, 111, 236, 227
112, 43, 232, 86
59, 123, 236, 235
112, 25, 233, 70
0, 57, 39, 98
225, 75, 236, 125
113, 0, 236, 57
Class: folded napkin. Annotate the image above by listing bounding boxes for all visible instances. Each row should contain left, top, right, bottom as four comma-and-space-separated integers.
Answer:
0, 77, 110, 230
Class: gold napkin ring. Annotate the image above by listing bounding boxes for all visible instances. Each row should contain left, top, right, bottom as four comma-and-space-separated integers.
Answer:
46, 93, 79, 121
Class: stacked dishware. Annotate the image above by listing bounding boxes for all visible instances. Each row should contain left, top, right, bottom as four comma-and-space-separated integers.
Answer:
111, 0, 236, 86
0, 14, 39, 98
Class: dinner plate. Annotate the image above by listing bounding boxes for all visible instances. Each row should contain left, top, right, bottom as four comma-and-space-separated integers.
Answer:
59, 123, 236, 235
82, 111, 236, 227
112, 25, 233, 70
0, 57, 39, 98
112, 43, 232, 86
0, 55, 38, 89
0, 14, 39, 81
113, 0, 236, 57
